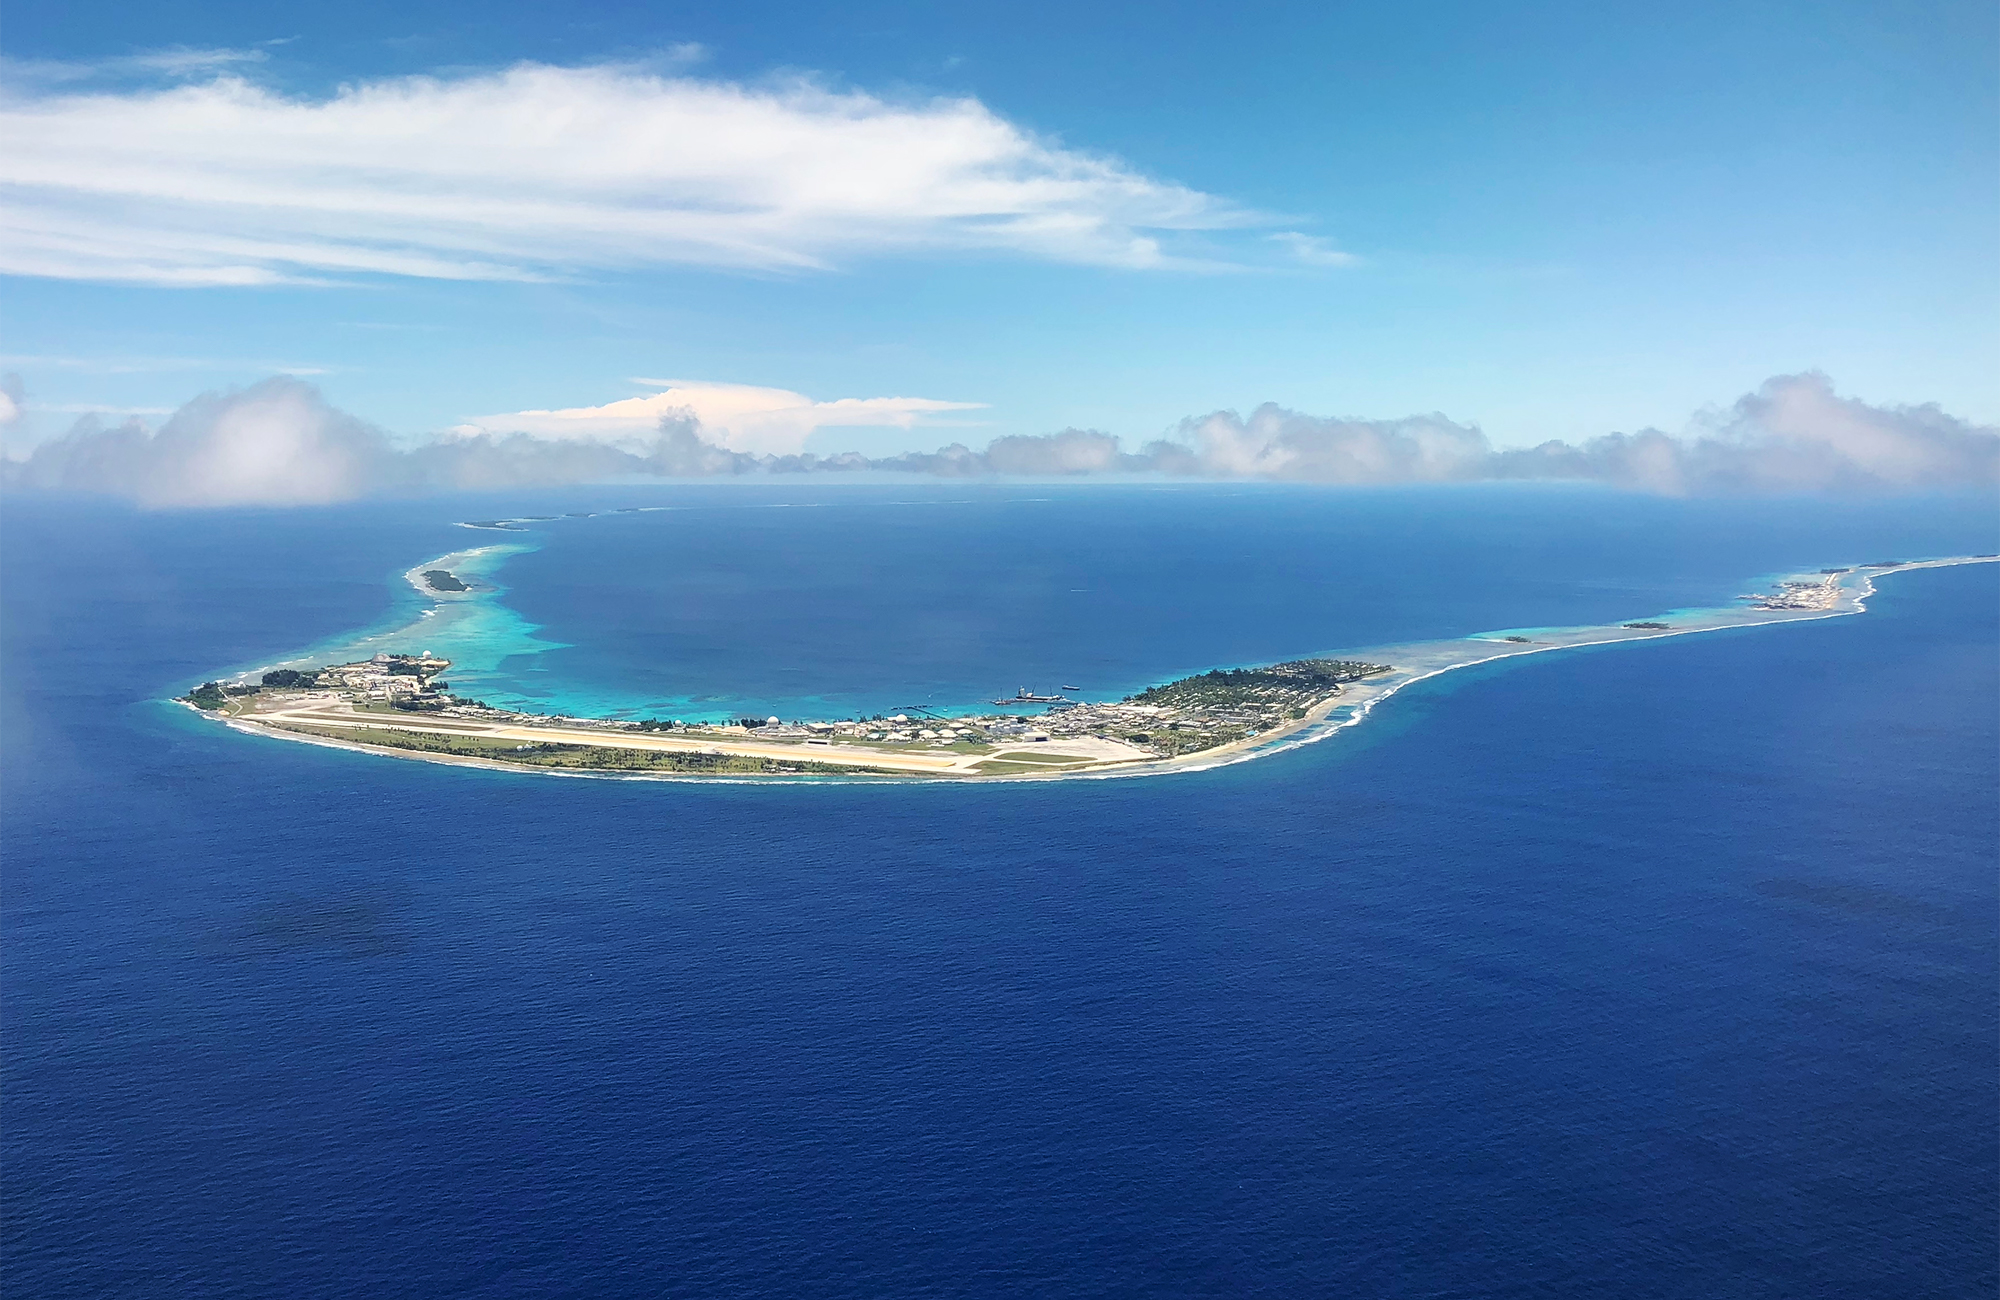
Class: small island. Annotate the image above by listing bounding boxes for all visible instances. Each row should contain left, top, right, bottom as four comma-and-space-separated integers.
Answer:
422, 569, 470, 593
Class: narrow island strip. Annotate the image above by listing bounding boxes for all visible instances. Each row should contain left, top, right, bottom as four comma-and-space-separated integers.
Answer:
179, 555, 1996, 782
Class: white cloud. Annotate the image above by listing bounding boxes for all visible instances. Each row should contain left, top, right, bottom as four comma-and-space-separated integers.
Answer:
1150, 374, 1998, 492
455, 379, 985, 456
15, 372, 1986, 507
0, 47, 268, 88
1162, 406, 1483, 480
1268, 231, 1358, 268
9, 378, 396, 506
0, 61, 1253, 287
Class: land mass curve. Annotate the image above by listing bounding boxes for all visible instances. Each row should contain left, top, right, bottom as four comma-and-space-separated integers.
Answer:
180, 555, 1997, 782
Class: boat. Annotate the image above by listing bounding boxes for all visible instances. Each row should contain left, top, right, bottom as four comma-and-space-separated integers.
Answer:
1061, 685, 1080, 691
990, 687, 1069, 705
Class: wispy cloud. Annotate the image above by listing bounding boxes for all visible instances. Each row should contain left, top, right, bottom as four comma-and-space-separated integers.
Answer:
457, 379, 986, 456
0, 46, 268, 88
26, 402, 175, 415
1267, 232, 1359, 268
0, 353, 331, 375
0, 60, 1259, 288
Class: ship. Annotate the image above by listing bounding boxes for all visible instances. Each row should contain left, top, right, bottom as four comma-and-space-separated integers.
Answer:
990, 687, 1070, 705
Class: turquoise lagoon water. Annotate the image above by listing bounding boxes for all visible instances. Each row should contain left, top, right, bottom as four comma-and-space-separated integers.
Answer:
240, 484, 2000, 726
242, 542, 565, 697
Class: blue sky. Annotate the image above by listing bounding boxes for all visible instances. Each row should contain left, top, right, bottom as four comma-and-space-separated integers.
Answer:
4, 0, 1994, 456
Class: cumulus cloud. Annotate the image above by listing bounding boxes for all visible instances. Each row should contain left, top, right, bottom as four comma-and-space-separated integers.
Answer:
456, 380, 985, 456
9, 380, 397, 506
0, 60, 1253, 287
1156, 406, 1487, 481
1486, 374, 2000, 493
6, 372, 1993, 507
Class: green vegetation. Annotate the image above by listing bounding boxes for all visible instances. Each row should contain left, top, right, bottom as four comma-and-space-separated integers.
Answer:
1140, 724, 1250, 757
1503, 635, 1531, 643
278, 725, 903, 776
186, 681, 228, 710
1621, 622, 1670, 630
1094, 657, 1389, 755
261, 668, 317, 688
422, 569, 469, 592
1128, 659, 1389, 710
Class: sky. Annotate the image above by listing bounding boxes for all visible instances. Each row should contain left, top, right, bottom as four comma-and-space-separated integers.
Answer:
3, 0, 1996, 466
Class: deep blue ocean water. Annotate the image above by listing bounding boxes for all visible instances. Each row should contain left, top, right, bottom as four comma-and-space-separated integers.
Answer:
4, 485, 1996, 1297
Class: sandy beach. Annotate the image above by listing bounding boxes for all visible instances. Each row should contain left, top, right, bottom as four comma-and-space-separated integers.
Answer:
201, 555, 1995, 784
1135, 555, 1995, 780
401, 546, 516, 601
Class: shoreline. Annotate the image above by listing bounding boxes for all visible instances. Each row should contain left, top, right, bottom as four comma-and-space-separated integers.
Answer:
189, 554, 1996, 784
401, 545, 518, 601
219, 543, 561, 701
1155, 557, 1953, 780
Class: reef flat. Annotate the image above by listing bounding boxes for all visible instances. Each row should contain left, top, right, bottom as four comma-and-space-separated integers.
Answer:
181, 555, 1996, 782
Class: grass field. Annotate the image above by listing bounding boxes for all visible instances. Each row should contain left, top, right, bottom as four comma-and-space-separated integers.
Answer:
274, 724, 906, 776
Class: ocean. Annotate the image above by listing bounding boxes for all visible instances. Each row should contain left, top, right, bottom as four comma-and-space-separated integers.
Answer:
4, 484, 1996, 1297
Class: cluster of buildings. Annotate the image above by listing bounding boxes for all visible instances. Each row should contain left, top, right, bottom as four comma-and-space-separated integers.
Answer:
1008, 700, 1263, 752
1744, 574, 1844, 611
740, 715, 985, 745
583, 663, 1380, 758
259, 651, 1364, 762
712, 696, 1307, 757
315, 652, 453, 702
